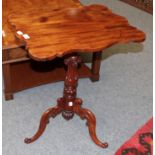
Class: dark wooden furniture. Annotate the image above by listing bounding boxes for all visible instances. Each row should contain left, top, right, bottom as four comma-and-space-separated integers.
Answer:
120, 0, 153, 14
2, 0, 102, 100
2, 47, 102, 100
5, 0, 145, 148
24, 54, 108, 148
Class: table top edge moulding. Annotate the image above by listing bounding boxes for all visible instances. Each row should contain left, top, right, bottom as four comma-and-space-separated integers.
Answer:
6, 2, 145, 61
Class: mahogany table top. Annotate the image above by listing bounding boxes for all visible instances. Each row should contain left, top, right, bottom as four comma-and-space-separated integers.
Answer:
2, 0, 81, 50
3, 0, 145, 61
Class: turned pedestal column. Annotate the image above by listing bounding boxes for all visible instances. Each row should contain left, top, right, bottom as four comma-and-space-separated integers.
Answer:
24, 54, 108, 148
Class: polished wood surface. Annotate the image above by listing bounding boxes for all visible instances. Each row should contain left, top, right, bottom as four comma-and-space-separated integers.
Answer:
4, 0, 145, 61
2, 0, 81, 49
3, 0, 145, 148
3, 0, 102, 100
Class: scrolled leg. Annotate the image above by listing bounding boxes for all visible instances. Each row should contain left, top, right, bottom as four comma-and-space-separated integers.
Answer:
24, 105, 62, 144
74, 106, 108, 148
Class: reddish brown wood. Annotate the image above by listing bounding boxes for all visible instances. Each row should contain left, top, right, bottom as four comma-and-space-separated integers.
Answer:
7, 2, 145, 61
24, 55, 108, 148
91, 52, 102, 82
61, 54, 82, 120
74, 106, 108, 148
2, 55, 93, 100
3, 0, 145, 149
3, 0, 145, 100
2, 0, 81, 50
2, 63, 13, 100
2, 49, 13, 100
24, 105, 62, 144
2, 48, 102, 100
120, 0, 153, 14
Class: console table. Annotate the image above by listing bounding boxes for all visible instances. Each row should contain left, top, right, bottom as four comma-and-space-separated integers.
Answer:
6, 0, 145, 148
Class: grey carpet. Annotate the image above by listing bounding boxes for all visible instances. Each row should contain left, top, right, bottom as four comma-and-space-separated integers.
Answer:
2, 0, 152, 155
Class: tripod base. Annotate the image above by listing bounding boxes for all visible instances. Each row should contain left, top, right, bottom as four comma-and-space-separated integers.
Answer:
24, 55, 108, 148
24, 98, 108, 148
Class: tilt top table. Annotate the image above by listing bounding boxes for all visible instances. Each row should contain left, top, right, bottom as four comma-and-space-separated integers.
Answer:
7, 0, 145, 148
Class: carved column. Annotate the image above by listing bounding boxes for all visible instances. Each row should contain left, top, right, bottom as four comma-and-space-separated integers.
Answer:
58, 55, 82, 120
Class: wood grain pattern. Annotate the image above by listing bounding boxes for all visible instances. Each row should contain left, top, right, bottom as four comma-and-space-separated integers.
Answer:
3, 1, 145, 148
2, 0, 81, 49
4, 0, 145, 61
2, 0, 93, 100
